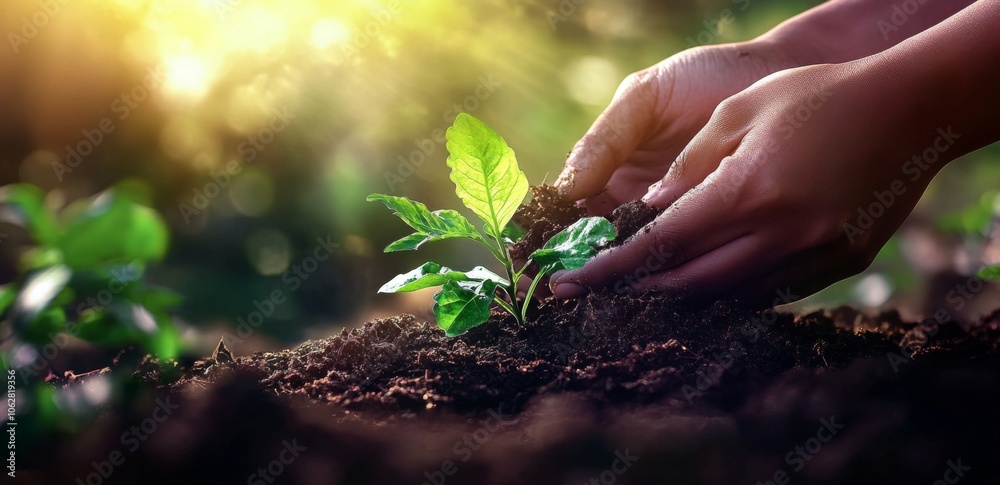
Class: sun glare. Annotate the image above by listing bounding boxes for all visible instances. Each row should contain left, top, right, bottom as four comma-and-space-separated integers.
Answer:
163, 54, 212, 101
310, 18, 351, 49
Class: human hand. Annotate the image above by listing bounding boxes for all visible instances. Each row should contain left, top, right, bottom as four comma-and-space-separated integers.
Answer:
550, 61, 965, 305
553, 40, 802, 215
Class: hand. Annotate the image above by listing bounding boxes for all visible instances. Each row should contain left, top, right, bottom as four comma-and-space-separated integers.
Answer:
553, 0, 979, 216
554, 40, 802, 215
551, 61, 964, 305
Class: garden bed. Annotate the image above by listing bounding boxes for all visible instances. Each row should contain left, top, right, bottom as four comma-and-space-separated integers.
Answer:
37, 188, 1000, 484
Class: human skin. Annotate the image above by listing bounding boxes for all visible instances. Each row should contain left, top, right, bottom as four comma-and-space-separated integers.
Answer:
550, 0, 1000, 305
554, 0, 977, 211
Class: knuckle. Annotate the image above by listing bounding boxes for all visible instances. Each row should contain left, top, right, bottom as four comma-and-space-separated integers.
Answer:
711, 94, 751, 127
649, 227, 686, 268
620, 68, 655, 94
703, 166, 747, 207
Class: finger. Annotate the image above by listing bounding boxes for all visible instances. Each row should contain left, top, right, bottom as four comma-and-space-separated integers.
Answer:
625, 231, 815, 305
555, 69, 663, 201
551, 175, 751, 297
627, 234, 766, 299
632, 233, 857, 308
643, 110, 749, 207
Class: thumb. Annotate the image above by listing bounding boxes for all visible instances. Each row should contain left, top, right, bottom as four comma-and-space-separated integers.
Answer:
555, 69, 661, 201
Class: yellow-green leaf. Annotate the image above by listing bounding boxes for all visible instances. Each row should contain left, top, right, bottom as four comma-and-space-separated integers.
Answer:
445, 114, 528, 237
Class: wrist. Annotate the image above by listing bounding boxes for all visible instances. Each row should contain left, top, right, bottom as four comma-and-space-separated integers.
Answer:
754, 2, 879, 65
755, 0, 979, 66
855, 3, 1000, 158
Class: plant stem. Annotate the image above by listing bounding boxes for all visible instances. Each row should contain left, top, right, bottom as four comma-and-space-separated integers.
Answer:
521, 270, 547, 323
488, 229, 524, 325
493, 297, 517, 319
476, 237, 506, 263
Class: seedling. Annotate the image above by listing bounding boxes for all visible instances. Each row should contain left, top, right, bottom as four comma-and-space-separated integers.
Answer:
0, 183, 181, 361
369, 114, 615, 336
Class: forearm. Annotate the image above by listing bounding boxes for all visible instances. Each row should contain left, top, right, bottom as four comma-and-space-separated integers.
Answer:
758, 0, 977, 63
864, 0, 1000, 156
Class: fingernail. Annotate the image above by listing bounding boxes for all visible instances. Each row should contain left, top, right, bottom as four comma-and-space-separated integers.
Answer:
642, 181, 661, 202
550, 271, 585, 297
555, 166, 577, 197
552, 281, 587, 298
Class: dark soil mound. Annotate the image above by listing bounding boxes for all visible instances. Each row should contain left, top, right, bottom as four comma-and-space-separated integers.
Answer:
510, 184, 586, 262
510, 185, 661, 261
217, 298, 896, 417
36, 190, 1000, 485
41, 305, 1000, 485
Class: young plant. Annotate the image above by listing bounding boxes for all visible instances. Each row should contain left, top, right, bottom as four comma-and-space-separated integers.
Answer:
368, 113, 615, 336
0, 182, 181, 363
0, 182, 182, 435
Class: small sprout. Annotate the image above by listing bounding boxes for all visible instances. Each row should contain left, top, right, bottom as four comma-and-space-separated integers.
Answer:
369, 114, 615, 336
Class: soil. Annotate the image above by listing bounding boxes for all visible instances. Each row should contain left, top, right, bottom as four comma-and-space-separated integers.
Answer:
32, 189, 1000, 485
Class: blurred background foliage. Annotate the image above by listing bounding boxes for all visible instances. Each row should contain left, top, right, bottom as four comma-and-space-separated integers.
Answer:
1, 0, 998, 365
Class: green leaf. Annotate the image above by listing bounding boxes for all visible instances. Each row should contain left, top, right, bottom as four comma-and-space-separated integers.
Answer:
433, 279, 497, 337
936, 192, 997, 235
0, 285, 16, 318
978, 265, 1000, 280
531, 217, 616, 272
379, 262, 469, 293
464, 266, 510, 286
73, 303, 175, 355
73, 309, 135, 347
379, 263, 510, 294
149, 311, 181, 360
20, 247, 63, 271
367, 194, 483, 252
141, 286, 184, 312
12, 265, 71, 331
0, 184, 60, 246
485, 221, 526, 245
25, 307, 67, 344
59, 190, 168, 269
445, 114, 529, 237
